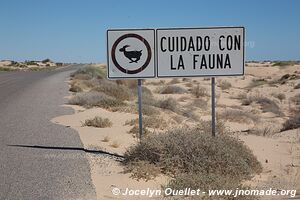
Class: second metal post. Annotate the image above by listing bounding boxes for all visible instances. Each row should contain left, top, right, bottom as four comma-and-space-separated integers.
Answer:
137, 79, 143, 140
211, 77, 216, 137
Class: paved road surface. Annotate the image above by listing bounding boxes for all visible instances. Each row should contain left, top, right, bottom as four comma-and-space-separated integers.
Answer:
0, 66, 97, 200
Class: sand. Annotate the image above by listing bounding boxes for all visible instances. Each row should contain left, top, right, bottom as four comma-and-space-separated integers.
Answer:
53, 62, 300, 199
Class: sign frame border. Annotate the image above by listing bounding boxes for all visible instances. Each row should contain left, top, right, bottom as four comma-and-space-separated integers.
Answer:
107, 28, 156, 79
155, 26, 245, 78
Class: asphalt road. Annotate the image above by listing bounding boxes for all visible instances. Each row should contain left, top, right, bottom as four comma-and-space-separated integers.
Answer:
0, 66, 97, 200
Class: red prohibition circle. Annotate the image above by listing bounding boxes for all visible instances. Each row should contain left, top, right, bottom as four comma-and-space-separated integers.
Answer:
111, 33, 152, 74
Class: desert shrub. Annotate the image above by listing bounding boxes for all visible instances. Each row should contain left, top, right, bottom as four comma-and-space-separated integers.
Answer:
195, 119, 228, 135
71, 65, 105, 79
72, 74, 92, 80
232, 92, 247, 100
56, 62, 63, 66
169, 78, 180, 84
0, 67, 14, 71
219, 80, 232, 90
294, 83, 300, 89
25, 60, 37, 65
69, 91, 125, 109
113, 104, 159, 116
191, 84, 207, 98
184, 82, 193, 87
190, 98, 208, 110
124, 128, 262, 190
281, 114, 300, 131
156, 97, 179, 113
182, 78, 190, 82
125, 116, 167, 129
290, 94, 300, 105
42, 58, 51, 63
247, 78, 268, 88
158, 85, 187, 94
219, 109, 258, 123
115, 79, 137, 89
69, 83, 83, 92
272, 61, 300, 66
256, 97, 283, 116
83, 116, 112, 128
128, 125, 151, 138
125, 161, 161, 181
242, 95, 283, 116
249, 125, 274, 136
92, 80, 132, 101
271, 93, 286, 102
132, 86, 153, 98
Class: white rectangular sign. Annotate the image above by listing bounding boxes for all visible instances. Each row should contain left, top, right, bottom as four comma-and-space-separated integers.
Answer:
107, 29, 155, 79
156, 27, 244, 77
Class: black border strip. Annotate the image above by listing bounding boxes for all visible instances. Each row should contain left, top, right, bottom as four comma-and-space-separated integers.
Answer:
156, 26, 245, 78
107, 28, 156, 79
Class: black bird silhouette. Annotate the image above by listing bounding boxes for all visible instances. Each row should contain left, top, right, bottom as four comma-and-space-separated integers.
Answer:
119, 45, 142, 63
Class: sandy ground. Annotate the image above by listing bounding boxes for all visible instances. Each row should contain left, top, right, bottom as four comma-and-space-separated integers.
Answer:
53, 62, 300, 199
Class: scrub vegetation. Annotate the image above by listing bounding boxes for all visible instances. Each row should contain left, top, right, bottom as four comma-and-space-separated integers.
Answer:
124, 127, 262, 195
67, 63, 300, 198
83, 116, 112, 128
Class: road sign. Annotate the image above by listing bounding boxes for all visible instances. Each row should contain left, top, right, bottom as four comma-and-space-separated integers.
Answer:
107, 29, 155, 79
156, 27, 244, 78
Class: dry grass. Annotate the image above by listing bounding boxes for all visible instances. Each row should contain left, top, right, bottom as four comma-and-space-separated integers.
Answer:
128, 125, 151, 138
82, 116, 112, 128
281, 114, 300, 131
247, 78, 268, 89
294, 83, 300, 89
101, 136, 110, 142
190, 98, 208, 110
272, 61, 300, 66
71, 65, 105, 79
124, 161, 161, 181
290, 94, 300, 105
191, 84, 208, 98
156, 97, 179, 113
92, 80, 132, 101
157, 85, 187, 94
271, 93, 286, 102
219, 80, 232, 90
110, 141, 120, 148
125, 116, 167, 130
69, 83, 83, 92
168, 78, 180, 84
219, 109, 258, 124
69, 91, 125, 109
241, 95, 283, 116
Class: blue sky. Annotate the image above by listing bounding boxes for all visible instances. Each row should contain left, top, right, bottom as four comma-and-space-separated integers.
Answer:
0, 0, 299, 63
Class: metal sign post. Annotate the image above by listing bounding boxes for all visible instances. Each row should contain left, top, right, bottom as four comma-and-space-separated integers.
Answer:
211, 77, 216, 137
137, 79, 143, 140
